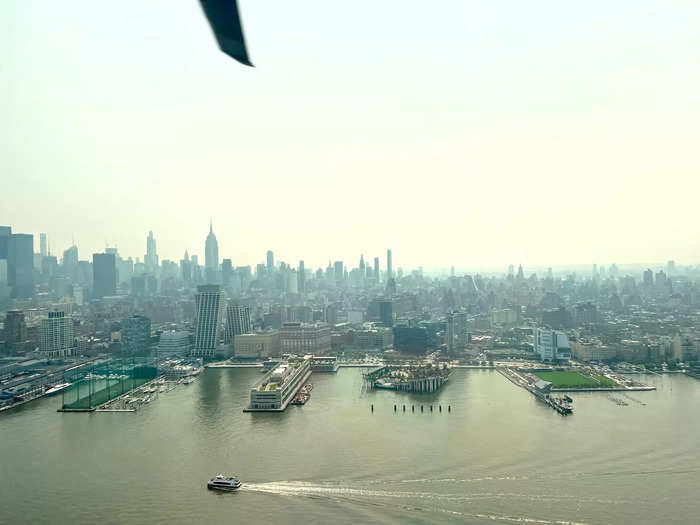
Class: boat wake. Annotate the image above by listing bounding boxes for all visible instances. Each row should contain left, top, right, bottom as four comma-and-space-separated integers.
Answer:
241, 480, 617, 523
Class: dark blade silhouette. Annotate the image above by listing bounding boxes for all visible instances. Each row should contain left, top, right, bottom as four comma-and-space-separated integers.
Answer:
199, 0, 253, 66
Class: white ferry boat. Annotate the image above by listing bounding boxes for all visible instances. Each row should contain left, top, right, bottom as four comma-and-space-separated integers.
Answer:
207, 475, 242, 492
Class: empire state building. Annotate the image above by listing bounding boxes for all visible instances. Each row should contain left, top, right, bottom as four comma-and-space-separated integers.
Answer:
205, 220, 219, 284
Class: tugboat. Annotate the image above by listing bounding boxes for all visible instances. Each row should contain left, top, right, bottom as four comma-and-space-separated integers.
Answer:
207, 475, 242, 492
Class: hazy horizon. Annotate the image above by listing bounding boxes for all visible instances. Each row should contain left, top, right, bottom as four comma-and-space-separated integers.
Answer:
3, 1, 700, 267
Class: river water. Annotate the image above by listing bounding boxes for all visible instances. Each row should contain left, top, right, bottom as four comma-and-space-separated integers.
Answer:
1, 368, 698, 524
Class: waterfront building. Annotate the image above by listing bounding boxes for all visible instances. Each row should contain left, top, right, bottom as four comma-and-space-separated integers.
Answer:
92, 253, 117, 298
8, 233, 34, 298
246, 355, 311, 411
192, 284, 225, 357
121, 315, 152, 355
534, 327, 572, 363
225, 304, 252, 343
279, 322, 331, 355
39, 311, 75, 359
234, 330, 280, 358
310, 355, 339, 372
205, 220, 219, 284
157, 331, 191, 358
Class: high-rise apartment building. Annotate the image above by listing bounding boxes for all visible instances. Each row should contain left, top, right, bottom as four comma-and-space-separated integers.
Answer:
225, 304, 252, 343
193, 285, 224, 357
40, 311, 75, 359
92, 253, 117, 298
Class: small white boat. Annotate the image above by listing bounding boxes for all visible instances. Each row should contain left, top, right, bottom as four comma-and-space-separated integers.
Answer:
44, 383, 72, 396
207, 475, 242, 492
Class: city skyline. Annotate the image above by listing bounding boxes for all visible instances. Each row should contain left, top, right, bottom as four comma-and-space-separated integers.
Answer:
4, 1, 700, 268
0, 222, 693, 273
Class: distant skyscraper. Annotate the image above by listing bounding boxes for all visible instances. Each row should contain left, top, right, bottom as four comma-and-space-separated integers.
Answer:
225, 304, 252, 343
181, 250, 192, 282
298, 260, 305, 294
122, 315, 152, 355
374, 257, 380, 281
93, 253, 117, 298
39, 233, 47, 257
193, 285, 225, 357
222, 258, 233, 286
205, 220, 219, 284
40, 311, 75, 359
334, 261, 344, 282
667, 260, 676, 275
62, 245, 78, 268
266, 250, 274, 272
8, 234, 34, 298
387, 249, 393, 280
145, 231, 158, 271
0, 226, 10, 260
379, 300, 393, 327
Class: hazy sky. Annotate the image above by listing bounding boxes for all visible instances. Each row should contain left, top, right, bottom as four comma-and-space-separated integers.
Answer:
3, 1, 700, 270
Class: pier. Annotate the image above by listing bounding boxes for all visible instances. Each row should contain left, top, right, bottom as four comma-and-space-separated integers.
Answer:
363, 364, 450, 393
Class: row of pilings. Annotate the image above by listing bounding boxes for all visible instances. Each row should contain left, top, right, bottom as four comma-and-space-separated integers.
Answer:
370, 404, 451, 413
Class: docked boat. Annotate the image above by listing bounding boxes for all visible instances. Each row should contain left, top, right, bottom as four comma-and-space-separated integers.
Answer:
207, 475, 242, 492
45, 382, 72, 396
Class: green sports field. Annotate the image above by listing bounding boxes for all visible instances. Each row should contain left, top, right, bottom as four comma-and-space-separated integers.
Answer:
534, 371, 617, 389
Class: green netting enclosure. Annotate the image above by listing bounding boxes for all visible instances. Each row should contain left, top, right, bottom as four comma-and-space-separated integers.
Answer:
60, 356, 158, 411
